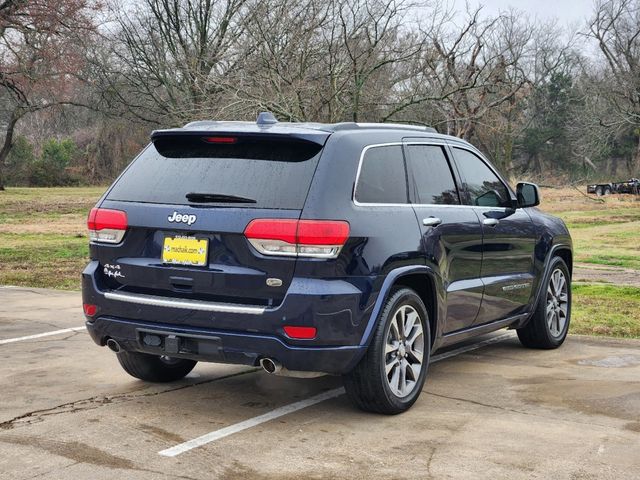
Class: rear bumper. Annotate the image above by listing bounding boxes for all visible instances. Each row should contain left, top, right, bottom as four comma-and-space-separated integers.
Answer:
82, 261, 374, 374
85, 316, 365, 374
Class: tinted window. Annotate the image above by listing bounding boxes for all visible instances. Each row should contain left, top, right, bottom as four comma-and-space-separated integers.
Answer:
453, 148, 511, 208
355, 146, 407, 204
406, 145, 460, 205
106, 137, 322, 209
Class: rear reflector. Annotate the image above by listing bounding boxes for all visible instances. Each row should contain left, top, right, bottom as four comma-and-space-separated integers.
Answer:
244, 219, 349, 258
283, 326, 317, 339
83, 303, 97, 316
88, 208, 128, 244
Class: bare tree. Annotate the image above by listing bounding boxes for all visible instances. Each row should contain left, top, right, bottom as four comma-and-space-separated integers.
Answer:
0, 0, 96, 190
98, 0, 251, 126
228, 0, 425, 123
588, 0, 640, 170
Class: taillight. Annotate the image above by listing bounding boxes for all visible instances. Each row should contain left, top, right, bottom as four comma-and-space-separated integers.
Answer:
244, 219, 349, 258
87, 208, 128, 244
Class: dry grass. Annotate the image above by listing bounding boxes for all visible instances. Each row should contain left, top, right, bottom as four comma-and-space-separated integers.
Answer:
0, 187, 105, 290
538, 187, 640, 270
538, 186, 640, 214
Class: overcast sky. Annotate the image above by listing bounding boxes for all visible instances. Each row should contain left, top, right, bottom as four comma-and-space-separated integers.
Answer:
463, 0, 594, 25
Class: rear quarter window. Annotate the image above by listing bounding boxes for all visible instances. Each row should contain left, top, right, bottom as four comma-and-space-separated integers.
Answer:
106, 136, 323, 209
355, 145, 407, 204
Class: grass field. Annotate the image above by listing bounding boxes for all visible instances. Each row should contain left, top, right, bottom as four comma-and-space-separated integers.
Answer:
0, 187, 104, 290
539, 187, 640, 270
0, 185, 638, 338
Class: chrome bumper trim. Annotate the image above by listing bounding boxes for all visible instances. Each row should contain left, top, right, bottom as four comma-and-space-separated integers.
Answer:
104, 291, 267, 315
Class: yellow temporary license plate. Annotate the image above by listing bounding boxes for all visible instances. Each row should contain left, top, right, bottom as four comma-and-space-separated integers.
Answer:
162, 236, 208, 266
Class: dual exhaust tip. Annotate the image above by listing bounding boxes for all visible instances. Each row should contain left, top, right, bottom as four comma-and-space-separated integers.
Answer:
259, 357, 282, 374
259, 358, 325, 378
106, 338, 121, 353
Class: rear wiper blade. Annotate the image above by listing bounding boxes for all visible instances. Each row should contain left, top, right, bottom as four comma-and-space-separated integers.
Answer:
186, 192, 256, 204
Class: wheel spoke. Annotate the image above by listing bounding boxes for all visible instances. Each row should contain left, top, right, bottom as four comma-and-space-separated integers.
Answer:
407, 346, 423, 364
385, 340, 399, 355
398, 359, 407, 395
546, 302, 554, 316
407, 360, 421, 381
406, 325, 422, 348
404, 311, 418, 337
398, 308, 407, 338
556, 274, 565, 295
559, 304, 568, 317
390, 316, 401, 342
547, 286, 554, 299
386, 357, 398, 376
389, 361, 400, 389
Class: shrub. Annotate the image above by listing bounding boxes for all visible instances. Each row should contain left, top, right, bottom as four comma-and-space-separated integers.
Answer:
28, 138, 79, 186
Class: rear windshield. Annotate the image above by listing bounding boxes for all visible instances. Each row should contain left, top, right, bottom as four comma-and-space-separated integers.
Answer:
106, 136, 323, 209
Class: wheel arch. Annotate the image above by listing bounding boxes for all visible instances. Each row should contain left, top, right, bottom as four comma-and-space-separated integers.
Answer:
554, 247, 573, 278
514, 244, 573, 330
358, 265, 441, 349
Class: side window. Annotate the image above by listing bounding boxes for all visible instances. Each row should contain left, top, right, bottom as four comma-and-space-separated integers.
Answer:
355, 145, 408, 204
452, 148, 512, 208
406, 145, 460, 205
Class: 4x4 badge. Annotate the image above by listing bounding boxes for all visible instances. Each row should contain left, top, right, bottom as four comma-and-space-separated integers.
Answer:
168, 211, 197, 226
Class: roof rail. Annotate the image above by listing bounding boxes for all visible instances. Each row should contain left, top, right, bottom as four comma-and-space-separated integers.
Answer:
180, 117, 438, 134
329, 122, 437, 133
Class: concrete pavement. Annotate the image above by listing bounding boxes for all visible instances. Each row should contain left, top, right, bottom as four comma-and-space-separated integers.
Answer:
1, 287, 639, 479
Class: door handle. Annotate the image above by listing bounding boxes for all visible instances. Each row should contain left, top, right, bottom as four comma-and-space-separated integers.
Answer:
423, 217, 443, 227
483, 218, 499, 227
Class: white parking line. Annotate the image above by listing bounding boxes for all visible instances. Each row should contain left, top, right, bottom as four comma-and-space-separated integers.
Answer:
0, 327, 86, 345
159, 332, 515, 457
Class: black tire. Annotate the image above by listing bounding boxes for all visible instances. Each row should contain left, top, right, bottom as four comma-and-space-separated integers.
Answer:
604, 187, 611, 195
517, 256, 571, 349
343, 288, 431, 414
595, 186, 603, 196
116, 350, 197, 382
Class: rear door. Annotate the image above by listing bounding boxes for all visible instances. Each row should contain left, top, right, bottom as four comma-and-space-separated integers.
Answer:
94, 132, 326, 308
449, 146, 536, 324
404, 141, 484, 334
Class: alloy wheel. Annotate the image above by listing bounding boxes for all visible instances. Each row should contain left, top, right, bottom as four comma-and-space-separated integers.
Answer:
546, 269, 569, 337
384, 305, 425, 398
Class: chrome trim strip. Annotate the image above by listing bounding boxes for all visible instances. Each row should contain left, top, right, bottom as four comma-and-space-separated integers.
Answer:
352, 140, 515, 208
104, 291, 267, 315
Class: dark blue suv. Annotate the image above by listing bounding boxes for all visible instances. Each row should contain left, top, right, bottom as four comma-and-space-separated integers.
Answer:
82, 113, 573, 414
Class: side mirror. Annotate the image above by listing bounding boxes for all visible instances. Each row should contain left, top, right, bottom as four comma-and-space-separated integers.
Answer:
516, 182, 540, 208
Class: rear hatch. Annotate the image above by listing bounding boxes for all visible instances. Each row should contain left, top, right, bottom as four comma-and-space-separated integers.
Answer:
92, 129, 328, 307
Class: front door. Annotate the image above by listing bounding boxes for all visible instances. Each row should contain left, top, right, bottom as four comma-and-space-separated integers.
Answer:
404, 141, 485, 334
450, 146, 537, 325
